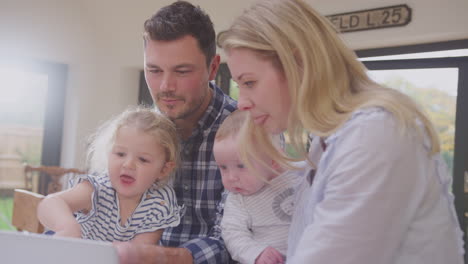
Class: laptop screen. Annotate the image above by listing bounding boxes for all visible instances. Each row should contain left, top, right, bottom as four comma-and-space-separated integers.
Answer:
0, 230, 118, 263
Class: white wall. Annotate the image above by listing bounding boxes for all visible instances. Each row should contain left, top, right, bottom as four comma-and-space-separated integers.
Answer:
307, 0, 468, 49
1, 0, 467, 169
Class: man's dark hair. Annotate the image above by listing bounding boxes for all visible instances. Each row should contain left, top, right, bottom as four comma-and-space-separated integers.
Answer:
143, 1, 216, 66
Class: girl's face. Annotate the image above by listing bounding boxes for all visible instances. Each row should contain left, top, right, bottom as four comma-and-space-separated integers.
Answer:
214, 135, 278, 196
108, 126, 174, 202
226, 48, 291, 134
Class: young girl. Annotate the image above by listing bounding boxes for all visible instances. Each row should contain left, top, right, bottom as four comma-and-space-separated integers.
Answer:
218, 0, 464, 263
37, 107, 183, 245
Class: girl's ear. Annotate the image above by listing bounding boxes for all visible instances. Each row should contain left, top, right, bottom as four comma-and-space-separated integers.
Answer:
161, 161, 176, 177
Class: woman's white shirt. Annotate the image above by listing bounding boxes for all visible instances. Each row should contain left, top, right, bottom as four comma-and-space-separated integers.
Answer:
287, 107, 464, 264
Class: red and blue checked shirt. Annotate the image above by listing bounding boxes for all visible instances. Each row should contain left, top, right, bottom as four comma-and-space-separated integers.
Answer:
160, 83, 237, 264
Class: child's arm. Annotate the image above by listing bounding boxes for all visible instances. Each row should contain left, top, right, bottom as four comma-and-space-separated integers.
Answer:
131, 229, 164, 245
222, 194, 276, 264
37, 181, 93, 238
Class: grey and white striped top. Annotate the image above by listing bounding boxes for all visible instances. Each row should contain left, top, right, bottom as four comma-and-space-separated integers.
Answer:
74, 174, 183, 242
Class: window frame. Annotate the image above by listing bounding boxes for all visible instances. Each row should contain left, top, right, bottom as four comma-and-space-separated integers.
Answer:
0, 58, 68, 194
357, 39, 468, 260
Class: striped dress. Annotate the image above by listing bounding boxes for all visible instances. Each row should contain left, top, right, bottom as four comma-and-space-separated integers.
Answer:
73, 174, 183, 242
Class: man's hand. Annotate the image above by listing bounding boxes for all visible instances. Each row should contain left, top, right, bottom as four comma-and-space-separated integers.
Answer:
113, 242, 194, 264
114, 242, 138, 264
255, 246, 285, 264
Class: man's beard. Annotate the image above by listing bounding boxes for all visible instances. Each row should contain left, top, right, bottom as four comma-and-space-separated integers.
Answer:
156, 90, 208, 121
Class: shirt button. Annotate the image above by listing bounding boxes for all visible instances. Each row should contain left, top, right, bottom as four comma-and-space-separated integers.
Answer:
184, 185, 189, 191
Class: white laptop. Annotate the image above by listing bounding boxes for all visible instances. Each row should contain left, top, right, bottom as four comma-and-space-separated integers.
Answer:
0, 230, 118, 264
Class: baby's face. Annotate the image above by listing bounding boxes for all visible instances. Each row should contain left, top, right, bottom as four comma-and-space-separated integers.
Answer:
213, 135, 275, 196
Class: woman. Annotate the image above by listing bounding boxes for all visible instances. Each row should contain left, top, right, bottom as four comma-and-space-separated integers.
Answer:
217, 0, 464, 263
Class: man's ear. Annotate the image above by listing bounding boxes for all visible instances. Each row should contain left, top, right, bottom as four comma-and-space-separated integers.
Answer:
208, 54, 221, 81
161, 161, 176, 177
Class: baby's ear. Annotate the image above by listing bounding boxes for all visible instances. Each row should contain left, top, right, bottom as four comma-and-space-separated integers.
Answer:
161, 161, 176, 177
271, 159, 281, 171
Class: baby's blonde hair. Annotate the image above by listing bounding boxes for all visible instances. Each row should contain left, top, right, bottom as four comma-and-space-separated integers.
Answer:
216, 110, 283, 180
218, 0, 439, 169
87, 106, 180, 183
216, 110, 249, 141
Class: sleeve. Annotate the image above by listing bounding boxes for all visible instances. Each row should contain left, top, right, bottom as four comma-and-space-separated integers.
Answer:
180, 190, 231, 264
221, 193, 268, 264
137, 185, 184, 234
72, 174, 99, 222
289, 113, 428, 264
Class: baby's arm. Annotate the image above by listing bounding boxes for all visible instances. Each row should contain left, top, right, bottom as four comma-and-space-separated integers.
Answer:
131, 229, 164, 245
222, 194, 274, 264
37, 181, 93, 238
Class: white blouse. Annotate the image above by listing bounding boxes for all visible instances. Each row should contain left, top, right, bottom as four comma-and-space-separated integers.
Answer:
287, 107, 464, 264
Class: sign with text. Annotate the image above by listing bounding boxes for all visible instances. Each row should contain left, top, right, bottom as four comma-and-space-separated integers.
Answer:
326, 4, 412, 33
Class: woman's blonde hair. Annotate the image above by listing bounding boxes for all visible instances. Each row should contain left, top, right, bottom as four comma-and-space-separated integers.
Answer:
218, 0, 439, 168
87, 106, 180, 183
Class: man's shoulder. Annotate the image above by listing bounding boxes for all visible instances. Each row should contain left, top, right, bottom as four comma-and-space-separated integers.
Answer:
216, 87, 237, 113
212, 88, 237, 124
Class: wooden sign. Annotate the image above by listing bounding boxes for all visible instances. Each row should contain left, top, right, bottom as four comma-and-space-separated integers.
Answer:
326, 4, 412, 33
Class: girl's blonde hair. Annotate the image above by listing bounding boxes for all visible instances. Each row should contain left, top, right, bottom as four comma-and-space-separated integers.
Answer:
218, 0, 439, 168
87, 106, 180, 182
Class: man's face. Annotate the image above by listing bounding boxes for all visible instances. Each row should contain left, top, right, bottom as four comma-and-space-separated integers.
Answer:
144, 35, 218, 121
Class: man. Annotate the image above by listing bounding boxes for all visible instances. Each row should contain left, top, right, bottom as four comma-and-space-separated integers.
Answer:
115, 1, 237, 263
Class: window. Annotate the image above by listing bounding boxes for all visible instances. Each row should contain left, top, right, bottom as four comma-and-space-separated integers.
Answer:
0, 58, 67, 230
358, 40, 468, 258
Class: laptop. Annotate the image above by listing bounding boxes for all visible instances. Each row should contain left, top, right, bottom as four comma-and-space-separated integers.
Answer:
0, 230, 118, 264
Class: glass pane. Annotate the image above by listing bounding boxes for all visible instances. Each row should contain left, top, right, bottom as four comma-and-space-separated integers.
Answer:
368, 68, 458, 176
229, 79, 239, 100
360, 48, 468, 61
0, 66, 48, 231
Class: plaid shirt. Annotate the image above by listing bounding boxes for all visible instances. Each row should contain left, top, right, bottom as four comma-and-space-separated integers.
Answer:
160, 83, 237, 264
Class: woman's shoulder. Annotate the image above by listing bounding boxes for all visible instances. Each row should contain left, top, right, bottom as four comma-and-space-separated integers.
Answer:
326, 107, 395, 144
348, 107, 391, 124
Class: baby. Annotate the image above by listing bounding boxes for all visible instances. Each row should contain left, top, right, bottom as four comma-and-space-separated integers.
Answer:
214, 110, 302, 264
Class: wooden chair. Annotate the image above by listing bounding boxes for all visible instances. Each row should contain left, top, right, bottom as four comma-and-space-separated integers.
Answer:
11, 165, 85, 233
24, 165, 85, 195
11, 189, 45, 233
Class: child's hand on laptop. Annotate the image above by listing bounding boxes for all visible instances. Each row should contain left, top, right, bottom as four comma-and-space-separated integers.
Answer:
54, 222, 82, 238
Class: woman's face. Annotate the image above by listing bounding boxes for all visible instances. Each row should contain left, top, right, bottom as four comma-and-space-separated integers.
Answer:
226, 48, 291, 134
